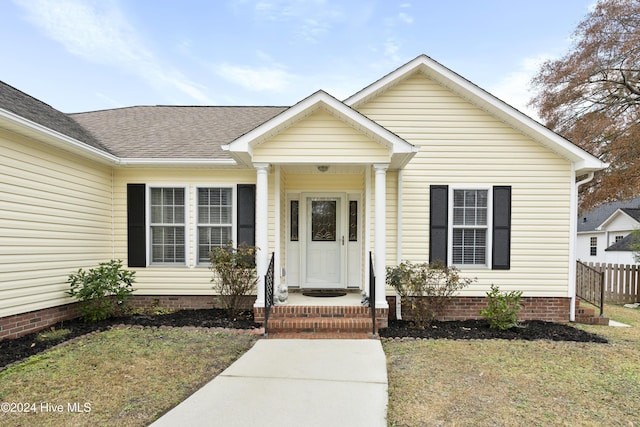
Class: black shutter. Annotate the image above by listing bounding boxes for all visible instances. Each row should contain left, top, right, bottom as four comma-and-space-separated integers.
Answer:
492, 186, 511, 270
429, 185, 448, 265
237, 184, 256, 246
127, 184, 146, 267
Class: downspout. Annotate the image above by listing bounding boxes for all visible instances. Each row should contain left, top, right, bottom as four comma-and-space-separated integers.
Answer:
396, 170, 403, 320
569, 171, 595, 321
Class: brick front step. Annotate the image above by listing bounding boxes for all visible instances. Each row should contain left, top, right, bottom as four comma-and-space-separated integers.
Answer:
267, 317, 373, 333
268, 332, 378, 339
256, 305, 388, 339
574, 301, 609, 326
575, 315, 610, 326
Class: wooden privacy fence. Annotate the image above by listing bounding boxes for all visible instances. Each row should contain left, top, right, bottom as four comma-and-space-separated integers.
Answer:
582, 262, 640, 304
576, 261, 604, 315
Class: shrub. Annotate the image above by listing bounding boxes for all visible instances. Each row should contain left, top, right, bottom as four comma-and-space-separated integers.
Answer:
480, 284, 523, 330
387, 261, 474, 328
67, 260, 136, 322
210, 242, 258, 316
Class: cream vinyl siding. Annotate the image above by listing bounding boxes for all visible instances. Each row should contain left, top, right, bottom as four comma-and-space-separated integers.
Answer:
252, 109, 390, 164
357, 73, 573, 297
0, 130, 113, 317
113, 168, 266, 295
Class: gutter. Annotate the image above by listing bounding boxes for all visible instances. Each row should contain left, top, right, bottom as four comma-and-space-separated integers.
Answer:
569, 171, 595, 322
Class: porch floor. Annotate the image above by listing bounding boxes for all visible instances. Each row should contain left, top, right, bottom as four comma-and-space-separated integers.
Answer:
284, 291, 363, 306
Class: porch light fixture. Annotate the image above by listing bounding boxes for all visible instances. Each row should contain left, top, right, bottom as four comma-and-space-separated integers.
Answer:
317, 165, 329, 172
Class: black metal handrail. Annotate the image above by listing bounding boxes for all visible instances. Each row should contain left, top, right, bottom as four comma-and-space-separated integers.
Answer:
369, 251, 376, 338
264, 253, 275, 337
576, 260, 605, 317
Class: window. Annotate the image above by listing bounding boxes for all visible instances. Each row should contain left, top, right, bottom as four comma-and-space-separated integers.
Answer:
127, 184, 255, 268
290, 200, 299, 241
590, 237, 597, 256
198, 187, 233, 263
615, 235, 624, 243
452, 189, 489, 265
430, 185, 510, 270
349, 200, 358, 241
150, 187, 185, 264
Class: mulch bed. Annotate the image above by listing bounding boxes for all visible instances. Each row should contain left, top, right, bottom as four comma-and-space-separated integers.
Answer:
0, 309, 259, 370
1, 310, 607, 369
380, 319, 609, 342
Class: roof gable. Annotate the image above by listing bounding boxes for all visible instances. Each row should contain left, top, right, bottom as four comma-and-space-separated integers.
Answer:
345, 55, 607, 175
598, 208, 640, 231
578, 196, 640, 232
224, 90, 418, 168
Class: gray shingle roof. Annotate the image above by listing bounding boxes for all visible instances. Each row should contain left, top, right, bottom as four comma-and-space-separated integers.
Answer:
0, 80, 107, 152
620, 208, 640, 223
70, 106, 287, 159
605, 232, 640, 252
578, 196, 640, 232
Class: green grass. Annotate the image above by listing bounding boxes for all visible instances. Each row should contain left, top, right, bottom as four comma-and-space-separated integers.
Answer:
384, 304, 640, 426
1, 305, 639, 426
0, 327, 257, 427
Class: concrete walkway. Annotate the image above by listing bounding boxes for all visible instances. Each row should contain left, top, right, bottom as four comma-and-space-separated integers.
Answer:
150, 339, 388, 427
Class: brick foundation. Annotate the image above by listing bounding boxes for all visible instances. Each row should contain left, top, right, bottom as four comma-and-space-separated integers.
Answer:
1, 294, 570, 341
0, 295, 255, 341
0, 303, 79, 340
388, 296, 571, 323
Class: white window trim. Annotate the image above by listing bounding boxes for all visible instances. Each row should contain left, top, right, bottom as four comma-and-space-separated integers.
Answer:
448, 186, 492, 269
147, 184, 190, 267
195, 184, 237, 266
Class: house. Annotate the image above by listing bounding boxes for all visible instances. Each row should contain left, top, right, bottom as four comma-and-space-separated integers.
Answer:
577, 197, 640, 265
0, 55, 607, 339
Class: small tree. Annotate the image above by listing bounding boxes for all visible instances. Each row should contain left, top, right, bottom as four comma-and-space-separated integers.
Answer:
630, 229, 640, 263
67, 260, 136, 322
210, 242, 258, 317
387, 261, 474, 328
480, 285, 523, 330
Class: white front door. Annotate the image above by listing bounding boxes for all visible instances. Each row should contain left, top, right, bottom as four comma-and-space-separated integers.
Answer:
303, 193, 346, 288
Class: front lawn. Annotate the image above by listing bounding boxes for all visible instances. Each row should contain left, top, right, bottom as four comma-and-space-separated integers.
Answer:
384, 303, 640, 426
1, 304, 638, 426
0, 327, 257, 427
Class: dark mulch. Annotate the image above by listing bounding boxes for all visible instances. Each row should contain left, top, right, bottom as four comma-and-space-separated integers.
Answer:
1, 311, 608, 370
380, 319, 609, 343
0, 309, 259, 369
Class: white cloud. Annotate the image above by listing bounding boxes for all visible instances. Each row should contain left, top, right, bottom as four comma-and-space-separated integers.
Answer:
250, 0, 344, 42
488, 55, 551, 121
14, 0, 213, 104
398, 12, 413, 24
215, 63, 294, 92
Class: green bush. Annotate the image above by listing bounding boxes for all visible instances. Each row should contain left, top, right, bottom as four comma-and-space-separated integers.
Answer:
67, 260, 136, 322
387, 261, 474, 328
480, 285, 523, 330
210, 242, 258, 316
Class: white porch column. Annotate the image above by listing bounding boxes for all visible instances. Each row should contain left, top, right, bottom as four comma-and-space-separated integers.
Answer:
374, 164, 389, 309
254, 163, 270, 308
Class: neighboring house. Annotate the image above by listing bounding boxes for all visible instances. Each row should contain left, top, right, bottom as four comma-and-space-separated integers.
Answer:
1, 55, 607, 339
577, 197, 640, 265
